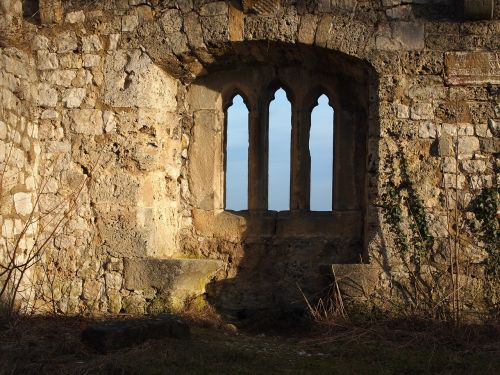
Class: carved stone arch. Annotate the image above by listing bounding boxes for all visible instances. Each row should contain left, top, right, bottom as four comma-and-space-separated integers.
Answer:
222, 86, 253, 112
303, 86, 336, 113
186, 40, 378, 311
223, 88, 251, 211
264, 79, 295, 107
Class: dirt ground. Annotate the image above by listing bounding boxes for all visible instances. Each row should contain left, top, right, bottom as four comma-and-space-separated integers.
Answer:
1, 315, 499, 375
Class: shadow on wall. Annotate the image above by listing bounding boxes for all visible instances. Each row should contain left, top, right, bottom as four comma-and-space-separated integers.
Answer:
203, 212, 368, 319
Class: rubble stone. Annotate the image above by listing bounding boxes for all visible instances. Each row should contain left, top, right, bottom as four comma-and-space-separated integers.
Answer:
13, 192, 33, 216
0, 1, 497, 320
70, 109, 103, 135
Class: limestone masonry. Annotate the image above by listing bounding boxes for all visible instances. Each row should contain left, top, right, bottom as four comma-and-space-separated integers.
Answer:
0, 0, 498, 319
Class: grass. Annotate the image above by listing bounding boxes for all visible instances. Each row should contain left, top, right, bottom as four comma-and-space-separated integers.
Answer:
0, 315, 499, 375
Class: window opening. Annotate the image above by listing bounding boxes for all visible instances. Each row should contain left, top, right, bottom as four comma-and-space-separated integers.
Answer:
268, 88, 291, 211
310, 94, 334, 211
225, 95, 249, 210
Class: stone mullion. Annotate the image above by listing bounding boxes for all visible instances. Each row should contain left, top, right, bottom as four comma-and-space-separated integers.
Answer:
291, 108, 311, 211
248, 103, 268, 211
333, 109, 357, 210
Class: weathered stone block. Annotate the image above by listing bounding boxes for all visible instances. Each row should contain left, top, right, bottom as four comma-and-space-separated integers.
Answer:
475, 122, 492, 137
108, 34, 120, 50
122, 294, 146, 314
36, 83, 58, 107
200, 2, 227, 16
189, 110, 223, 209
82, 35, 103, 53
63, 88, 86, 108
457, 136, 480, 156
159, 9, 182, 34
411, 103, 434, 120
419, 121, 437, 138
45, 70, 77, 87
438, 135, 454, 156
59, 54, 83, 69
83, 279, 103, 302
277, 212, 363, 239
57, 32, 78, 53
228, 5, 244, 42
104, 50, 177, 110
386, 5, 412, 19
32, 35, 50, 50
122, 15, 139, 32
124, 258, 223, 308
37, 51, 58, 70
103, 111, 116, 133
298, 14, 318, 44
326, 264, 380, 301
187, 84, 221, 111
314, 15, 332, 47
193, 209, 247, 241
0, 120, 6, 139
39, 0, 63, 24
184, 12, 205, 48
200, 14, 229, 46
4, 54, 29, 79
81, 316, 190, 353
106, 289, 122, 314
83, 54, 101, 68
396, 103, 409, 119
65, 11, 85, 24
105, 272, 123, 290
70, 109, 103, 135
13, 192, 32, 216
461, 159, 486, 174
45, 141, 71, 153
376, 22, 424, 51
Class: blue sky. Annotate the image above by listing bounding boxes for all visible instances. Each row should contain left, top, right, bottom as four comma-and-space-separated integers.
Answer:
225, 90, 334, 211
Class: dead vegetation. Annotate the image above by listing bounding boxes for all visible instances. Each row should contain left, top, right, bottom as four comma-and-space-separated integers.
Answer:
0, 313, 498, 375
0, 136, 102, 321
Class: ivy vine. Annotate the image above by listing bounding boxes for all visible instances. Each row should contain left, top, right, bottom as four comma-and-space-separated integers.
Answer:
380, 152, 434, 266
469, 187, 499, 310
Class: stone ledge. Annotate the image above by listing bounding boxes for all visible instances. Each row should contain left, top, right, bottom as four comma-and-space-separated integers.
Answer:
124, 258, 224, 307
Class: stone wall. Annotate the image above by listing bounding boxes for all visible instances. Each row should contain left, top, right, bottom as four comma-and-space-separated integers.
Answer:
0, 0, 498, 318
0, 46, 39, 310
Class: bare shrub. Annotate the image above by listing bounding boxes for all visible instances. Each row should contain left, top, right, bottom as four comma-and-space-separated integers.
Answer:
0, 139, 101, 320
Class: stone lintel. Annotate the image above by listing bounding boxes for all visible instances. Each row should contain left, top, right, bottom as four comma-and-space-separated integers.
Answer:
445, 52, 500, 86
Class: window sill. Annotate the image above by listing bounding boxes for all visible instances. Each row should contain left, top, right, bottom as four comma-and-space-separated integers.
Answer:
193, 208, 362, 240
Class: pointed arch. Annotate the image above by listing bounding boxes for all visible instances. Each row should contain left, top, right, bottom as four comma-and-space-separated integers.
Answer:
264, 80, 295, 108
302, 86, 335, 113
222, 86, 252, 112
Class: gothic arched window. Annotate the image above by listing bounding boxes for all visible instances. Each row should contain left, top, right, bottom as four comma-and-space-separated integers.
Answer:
310, 94, 334, 211
224, 94, 249, 211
